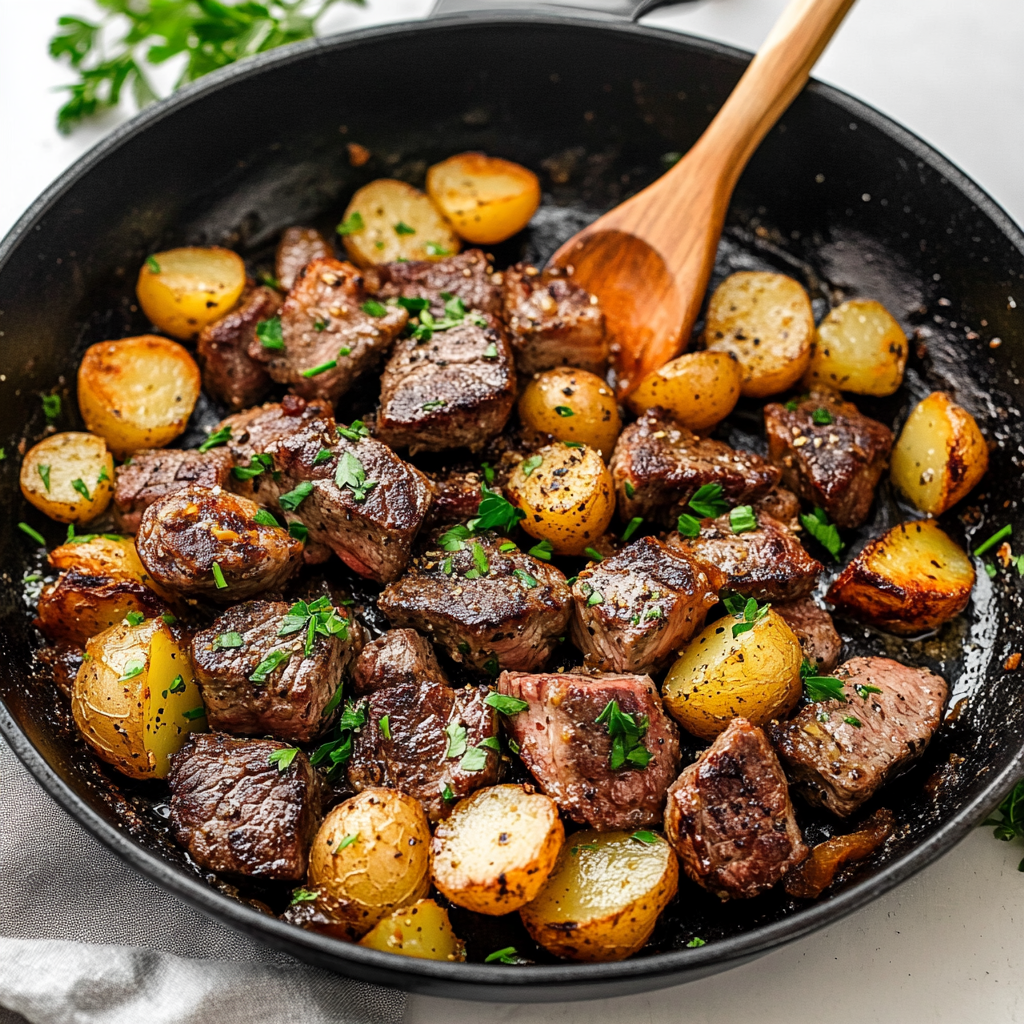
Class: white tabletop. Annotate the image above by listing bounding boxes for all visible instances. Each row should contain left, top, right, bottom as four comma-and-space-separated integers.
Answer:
4, 2, 1024, 1021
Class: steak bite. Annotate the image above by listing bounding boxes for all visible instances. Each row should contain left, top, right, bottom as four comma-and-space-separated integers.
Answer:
378, 531, 571, 675
667, 510, 823, 601
774, 597, 842, 672
610, 408, 780, 527
501, 263, 608, 375
770, 656, 948, 817
113, 447, 235, 533
374, 249, 502, 317
665, 717, 808, 900
352, 629, 448, 696
168, 732, 320, 881
754, 486, 801, 529
136, 485, 303, 602
196, 285, 278, 411
215, 395, 336, 468
252, 257, 407, 402
569, 537, 723, 674
347, 681, 498, 821
764, 390, 894, 528
374, 315, 516, 454
191, 598, 363, 743
498, 670, 681, 830
276, 226, 332, 292
423, 464, 492, 526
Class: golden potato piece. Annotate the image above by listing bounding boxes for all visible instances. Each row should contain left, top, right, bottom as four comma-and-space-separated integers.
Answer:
136, 246, 246, 340
804, 299, 907, 396
359, 899, 466, 961
426, 152, 541, 245
826, 519, 974, 635
431, 785, 564, 915
517, 367, 622, 458
340, 179, 461, 267
506, 442, 614, 556
72, 617, 206, 779
78, 335, 201, 456
662, 607, 803, 741
308, 788, 431, 934
628, 350, 742, 432
890, 391, 989, 515
520, 829, 678, 962
704, 271, 814, 398
20, 432, 114, 524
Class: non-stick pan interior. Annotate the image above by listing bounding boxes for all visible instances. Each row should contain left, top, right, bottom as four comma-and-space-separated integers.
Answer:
2, 14, 1024, 1000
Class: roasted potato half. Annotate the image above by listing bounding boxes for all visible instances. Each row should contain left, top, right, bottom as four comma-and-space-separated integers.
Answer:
826, 519, 974, 635
517, 367, 622, 458
308, 788, 431, 934
506, 442, 615, 556
432, 785, 565, 915
520, 829, 678, 962
72, 617, 206, 779
426, 152, 541, 245
20, 432, 114, 524
627, 350, 742, 432
804, 299, 907, 396
78, 336, 202, 456
136, 246, 246, 340
359, 900, 466, 961
340, 179, 461, 267
704, 271, 814, 398
662, 607, 803, 740
890, 391, 989, 515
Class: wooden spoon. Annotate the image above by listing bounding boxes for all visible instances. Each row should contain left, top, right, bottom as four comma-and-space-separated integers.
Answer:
548, 0, 857, 397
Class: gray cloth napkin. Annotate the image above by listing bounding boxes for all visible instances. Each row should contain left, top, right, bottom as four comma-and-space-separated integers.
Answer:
0, 737, 406, 1024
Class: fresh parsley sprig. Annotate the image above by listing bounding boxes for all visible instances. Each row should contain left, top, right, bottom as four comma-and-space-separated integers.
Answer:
800, 506, 844, 560
595, 699, 652, 770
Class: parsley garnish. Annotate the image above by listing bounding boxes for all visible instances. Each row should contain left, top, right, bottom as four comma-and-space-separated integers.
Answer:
485, 947, 524, 965
581, 583, 604, 607
421, 400, 447, 411
168, 675, 186, 694
41, 393, 61, 421
974, 524, 1012, 557
335, 451, 376, 501
982, 781, 1024, 869
624, 481, 636, 499
439, 525, 471, 552
379, 715, 391, 740
118, 660, 145, 682
250, 649, 291, 684
337, 420, 370, 442
463, 541, 490, 579
855, 682, 882, 699
584, 547, 603, 562
444, 721, 469, 759
521, 454, 543, 477
233, 453, 274, 480
459, 745, 490, 772
394, 221, 416, 236
362, 299, 388, 317
512, 568, 538, 588
213, 631, 243, 650
260, 272, 282, 291
161, 613, 178, 626
843, 715, 863, 727
97, 465, 110, 484
484, 692, 529, 715
687, 937, 706, 948
470, 485, 525, 533
483, 342, 499, 360
688, 483, 729, 519
278, 595, 349, 655
528, 539, 553, 561
37, 465, 51, 492
310, 699, 368, 779
71, 478, 90, 501
554, 405, 574, 417
441, 782, 456, 802
290, 888, 318, 905
729, 505, 757, 534
211, 561, 228, 589
424, 242, 450, 256
199, 426, 231, 453
730, 596, 769, 638
630, 830, 658, 845
800, 507, 844, 560
289, 522, 309, 543
677, 513, 701, 538
280, 480, 314, 510
336, 833, 360, 852
622, 516, 643, 542
336, 211, 364, 236
125, 611, 145, 627
182, 707, 206, 721
313, 318, 328, 332
268, 747, 299, 772
397, 296, 430, 313
253, 508, 280, 527
256, 316, 284, 350
146, 255, 161, 274
812, 406, 833, 425
801, 658, 847, 702
313, 449, 333, 465
302, 359, 337, 377
595, 699, 652, 770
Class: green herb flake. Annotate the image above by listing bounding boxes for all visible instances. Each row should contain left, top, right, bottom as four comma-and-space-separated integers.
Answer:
805, 675, 847, 703
335, 451, 376, 502
18, 523, 46, 547
622, 516, 643, 542
38, 465, 51, 492
250, 649, 291, 684
211, 561, 228, 590
624, 481, 636, 499
97, 465, 110, 484
336, 211, 365, 236
730, 596, 769, 638
183, 706, 207, 721
118, 661, 145, 682
394, 221, 416, 236
125, 611, 145, 627
812, 406, 833, 426
337, 420, 370, 442
854, 683, 882, 699
800, 507, 844, 560
986, 563, 998, 579
424, 242, 450, 256
975, 524, 1012, 557
145, 255, 161, 274
41, 393, 61, 421
630, 830, 659, 845
421, 399, 447, 411
233, 453, 274, 481
362, 299, 388, 317
397, 296, 430, 313
677, 513, 701, 538
688, 483, 729, 519
499, 541, 517, 553
584, 547, 603, 562
485, 947, 523, 965
260, 272, 282, 291
213, 631, 244, 650
161, 613, 178, 626
554, 405, 574, 417
595, 699, 651, 770
252, 509, 280, 527
441, 783, 456, 802
843, 715, 863, 728
302, 359, 337, 377
268, 747, 299, 772
512, 568, 538, 589
290, 888, 318, 905
256, 316, 284, 351
198, 426, 231, 452
521, 454, 543, 477
729, 505, 758, 534
459, 745, 490, 772
336, 832, 360, 852
379, 714, 391, 740
71, 478, 91, 501
313, 318, 328, 332
484, 692, 529, 715
444, 720, 469, 760
289, 522, 309, 543
687, 937, 706, 948
470, 485, 525, 533
528, 539, 553, 562
586, 588, 604, 607
280, 480, 315, 511
440, 525, 471, 552
483, 342, 499, 360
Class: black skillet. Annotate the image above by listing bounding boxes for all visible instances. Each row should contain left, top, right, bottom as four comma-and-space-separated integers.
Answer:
2, 0, 1024, 1003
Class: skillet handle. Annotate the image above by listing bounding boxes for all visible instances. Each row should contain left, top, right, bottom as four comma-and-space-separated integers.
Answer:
429, 0, 696, 22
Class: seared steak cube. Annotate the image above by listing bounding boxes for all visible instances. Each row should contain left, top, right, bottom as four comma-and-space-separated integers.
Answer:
252, 257, 407, 402
276, 226, 332, 292
610, 408, 780, 527
191, 599, 362, 743
114, 447, 234, 533
374, 315, 515, 454
775, 597, 841, 672
196, 285, 278, 411
770, 656, 948, 817
374, 249, 502, 317
665, 717, 808, 900
754, 486, 801, 528
279, 885, 366, 942
423, 464, 492, 526
352, 629, 448, 696
136, 486, 303, 602
497, 670, 680, 830
501, 263, 608, 375
347, 682, 498, 821
569, 537, 722, 673
378, 531, 571, 675
168, 733, 321, 881
216, 396, 336, 468
764, 390, 893, 528
668, 510, 822, 601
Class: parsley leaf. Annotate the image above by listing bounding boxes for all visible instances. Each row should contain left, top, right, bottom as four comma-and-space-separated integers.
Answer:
253, 509, 280, 527
459, 745, 490, 772
800, 507, 844, 560
812, 406, 833, 425
362, 299, 387, 317
250, 649, 291, 684
41, 393, 61, 421
622, 516, 643, 542
279, 480, 314, 511
337, 420, 370, 442
268, 747, 299, 772
336, 211, 365, 236
290, 888, 318, 905
688, 483, 729, 519
256, 316, 284, 351
528, 539, 553, 561
595, 699, 652, 770
233, 453, 274, 481
729, 505, 757, 534
484, 692, 529, 715
199, 426, 231, 453
394, 221, 416, 236
335, 451, 376, 501
630, 830, 659, 845
521, 454, 543, 477
211, 562, 228, 590
677, 513, 701, 538
213, 631, 243, 650
470, 485, 525, 533
38, 465, 51, 492
730, 596, 769, 637
125, 611, 145, 627
444, 721, 469, 760
485, 947, 525, 965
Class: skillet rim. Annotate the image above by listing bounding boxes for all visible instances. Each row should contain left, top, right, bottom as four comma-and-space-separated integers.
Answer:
2, 9, 1024, 999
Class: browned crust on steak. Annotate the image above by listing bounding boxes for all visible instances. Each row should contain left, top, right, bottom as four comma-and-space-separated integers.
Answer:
374, 250, 502, 317
774, 598, 842, 672
351, 629, 448, 696
276, 227, 332, 292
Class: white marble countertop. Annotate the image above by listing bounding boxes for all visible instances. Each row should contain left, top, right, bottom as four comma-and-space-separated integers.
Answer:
4, 1, 1024, 1021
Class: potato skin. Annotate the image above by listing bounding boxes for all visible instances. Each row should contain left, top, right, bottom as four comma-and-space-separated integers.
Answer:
426, 152, 541, 245
826, 519, 975, 635
78, 336, 201, 456
359, 899, 466, 961
136, 246, 246, 340
506, 442, 615, 556
340, 179, 461, 267
308, 788, 431, 934
661, 608, 803, 741
520, 829, 678, 962
431, 784, 564, 915
517, 368, 622, 458
20, 432, 114, 524
704, 271, 814, 398
627, 351, 741, 432
890, 391, 989, 514
804, 299, 907, 396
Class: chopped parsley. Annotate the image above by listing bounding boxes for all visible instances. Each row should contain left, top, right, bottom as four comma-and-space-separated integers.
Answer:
310, 699, 369, 779
145, 255, 161, 273
337, 420, 370, 442
584, 547, 603, 562
97, 465, 110, 484
198, 426, 231, 452
233, 453, 274, 480
688, 483, 729, 519
168, 675, 186, 694
252, 509, 280, 527
630, 830, 659, 845
484, 692, 529, 715
424, 242, 450, 256
336, 211, 364, 236
439, 525, 472, 551
161, 613, 178, 626
118, 661, 145, 682
361, 299, 387, 317
278, 595, 349, 655
279, 480, 314, 510
421, 399, 447, 411
394, 220, 416, 236
397, 296, 430, 313
730, 596, 769, 638
485, 947, 524, 965
260, 272, 282, 291
483, 342, 499, 360
800, 507, 844, 560
843, 715, 863, 728
125, 611, 145, 626
71, 478, 91, 501
336, 833, 360, 852
687, 937, 706, 948
483, 655, 500, 676
528, 539, 553, 561
855, 682, 883, 698
729, 505, 757, 534
213, 631, 243, 650
582, 583, 604, 607
521, 454, 543, 477
41, 393, 62, 421
499, 541, 517, 553
677, 513, 701, 538
444, 720, 469, 759
624, 481, 636, 499
622, 516, 643, 542
313, 318, 328, 332
256, 316, 284, 350
249, 649, 291, 684
302, 359, 337, 377
554, 405, 574, 417
463, 541, 490, 579
801, 658, 847, 702
211, 562, 228, 589
290, 889, 318, 905
441, 783, 456, 802
268, 747, 299, 772
182, 707, 206, 721
595, 699, 652, 770
289, 522, 309, 543
812, 406, 833, 426
512, 568, 538, 588
379, 715, 391, 740
470, 485, 525, 533
459, 745, 490, 772
37, 465, 51, 492
975, 524, 1012, 557
335, 451, 376, 501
